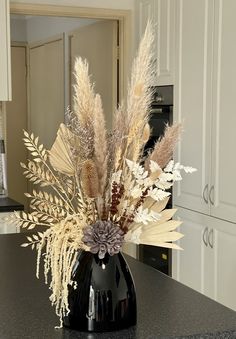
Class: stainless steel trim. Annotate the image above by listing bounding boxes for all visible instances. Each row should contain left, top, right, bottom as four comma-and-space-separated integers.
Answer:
208, 228, 214, 248
150, 108, 164, 114
209, 185, 214, 205
203, 184, 209, 204
203, 227, 208, 246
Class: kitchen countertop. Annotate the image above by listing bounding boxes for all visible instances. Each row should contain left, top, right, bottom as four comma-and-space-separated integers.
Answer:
0, 197, 24, 212
0, 233, 236, 339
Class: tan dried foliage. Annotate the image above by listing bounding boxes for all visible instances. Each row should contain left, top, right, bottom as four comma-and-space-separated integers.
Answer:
145, 123, 182, 170
80, 159, 99, 199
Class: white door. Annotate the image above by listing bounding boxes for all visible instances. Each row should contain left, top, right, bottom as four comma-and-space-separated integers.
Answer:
173, 0, 214, 215
210, 0, 236, 223
29, 36, 64, 149
69, 20, 118, 131
6, 46, 28, 208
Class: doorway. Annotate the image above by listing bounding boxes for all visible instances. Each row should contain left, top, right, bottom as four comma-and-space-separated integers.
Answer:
7, 9, 129, 208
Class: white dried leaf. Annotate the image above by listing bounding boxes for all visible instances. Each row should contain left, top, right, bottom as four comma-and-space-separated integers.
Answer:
21, 243, 30, 247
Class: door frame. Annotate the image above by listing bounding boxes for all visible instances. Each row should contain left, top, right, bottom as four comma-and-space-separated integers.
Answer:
10, 3, 132, 102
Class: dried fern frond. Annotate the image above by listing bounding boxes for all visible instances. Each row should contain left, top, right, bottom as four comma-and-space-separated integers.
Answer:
145, 123, 182, 170
21, 161, 56, 187
23, 130, 47, 163
80, 159, 99, 199
93, 94, 108, 196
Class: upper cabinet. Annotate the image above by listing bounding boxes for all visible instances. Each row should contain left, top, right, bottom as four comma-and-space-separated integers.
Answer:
174, 0, 236, 224
135, 0, 175, 85
0, 0, 11, 101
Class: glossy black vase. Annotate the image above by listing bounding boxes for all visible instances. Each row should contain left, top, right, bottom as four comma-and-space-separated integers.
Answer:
63, 251, 137, 332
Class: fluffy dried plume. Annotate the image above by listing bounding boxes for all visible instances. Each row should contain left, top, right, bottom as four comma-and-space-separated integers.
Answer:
73, 57, 95, 158
145, 123, 182, 170
125, 21, 155, 162
93, 94, 108, 196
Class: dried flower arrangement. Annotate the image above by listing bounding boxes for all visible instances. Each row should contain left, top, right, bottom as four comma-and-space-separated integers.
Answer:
11, 23, 196, 326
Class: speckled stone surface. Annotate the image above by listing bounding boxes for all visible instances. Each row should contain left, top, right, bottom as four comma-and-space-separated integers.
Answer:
0, 233, 236, 339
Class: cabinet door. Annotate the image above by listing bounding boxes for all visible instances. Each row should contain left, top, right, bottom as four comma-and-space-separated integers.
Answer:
172, 208, 206, 294
173, 0, 214, 214
209, 217, 236, 311
0, 0, 11, 101
210, 0, 236, 223
136, 0, 175, 85
155, 0, 175, 85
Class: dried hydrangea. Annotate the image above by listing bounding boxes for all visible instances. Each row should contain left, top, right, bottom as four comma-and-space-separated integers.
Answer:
82, 220, 125, 259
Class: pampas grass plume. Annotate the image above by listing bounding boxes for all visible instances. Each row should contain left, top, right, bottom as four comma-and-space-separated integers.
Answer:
145, 123, 182, 170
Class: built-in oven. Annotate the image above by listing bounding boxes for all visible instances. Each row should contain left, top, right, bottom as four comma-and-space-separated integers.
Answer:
139, 85, 173, 276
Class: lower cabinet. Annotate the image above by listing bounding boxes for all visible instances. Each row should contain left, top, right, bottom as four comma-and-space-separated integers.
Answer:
0, 212, 19, 234
172, 207, 236, 311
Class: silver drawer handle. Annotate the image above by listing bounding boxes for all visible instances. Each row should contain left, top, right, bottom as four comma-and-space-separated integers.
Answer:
208, 228, 214, 248
203, 184, 209, 204
203, 227, 208, 246
209, 185, 214, 205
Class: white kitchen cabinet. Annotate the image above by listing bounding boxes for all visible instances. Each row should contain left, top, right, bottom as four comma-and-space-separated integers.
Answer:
0, 0, 11, 101
172, 207, 236, 311
210, 0, 236, 222
173, 0, 214, 215
0, 212, 19, 234
135, 0, 175, 85
174, 0, 236, 225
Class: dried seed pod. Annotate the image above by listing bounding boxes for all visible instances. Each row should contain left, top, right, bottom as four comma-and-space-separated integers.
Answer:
80, 159, 99, 198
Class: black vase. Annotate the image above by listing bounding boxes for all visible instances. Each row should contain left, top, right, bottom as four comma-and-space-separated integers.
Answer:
63, 250, 137, 332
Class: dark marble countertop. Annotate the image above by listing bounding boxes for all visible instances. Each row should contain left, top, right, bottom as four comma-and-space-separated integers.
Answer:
0, 197, 24, 212
0, 233, 236, 339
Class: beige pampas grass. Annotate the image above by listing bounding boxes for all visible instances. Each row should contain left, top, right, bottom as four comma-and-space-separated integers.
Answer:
73, 57, 95, 126
80, 159, 99, 199
125, 21, 155, 162
73, 57, 95, 158
93, 94, 107, 196
145, 122, 182, 170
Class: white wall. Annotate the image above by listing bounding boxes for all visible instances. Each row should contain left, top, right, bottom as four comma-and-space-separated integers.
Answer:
26, 16, 98, 43
10, 0, 134, 10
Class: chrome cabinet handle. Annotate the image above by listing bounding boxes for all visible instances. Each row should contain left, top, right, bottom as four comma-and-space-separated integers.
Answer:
203, 184, 209, 204
209, 185, 214, 205
208, 228, 214, 248
203, 227, 208, 246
